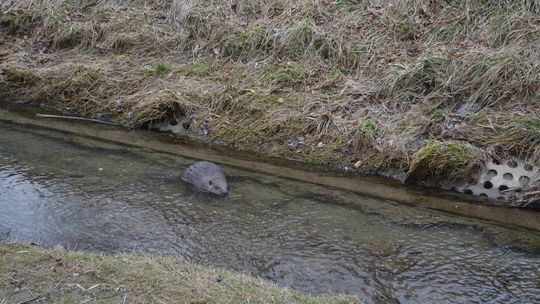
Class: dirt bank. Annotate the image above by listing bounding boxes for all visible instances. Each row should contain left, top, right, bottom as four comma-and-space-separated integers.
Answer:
0, 0, 539, 206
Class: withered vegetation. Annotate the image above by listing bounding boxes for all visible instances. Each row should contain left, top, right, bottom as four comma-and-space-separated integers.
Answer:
1, 0, 539, 201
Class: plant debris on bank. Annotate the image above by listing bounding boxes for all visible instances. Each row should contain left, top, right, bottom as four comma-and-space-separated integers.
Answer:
0, 0, 539, 205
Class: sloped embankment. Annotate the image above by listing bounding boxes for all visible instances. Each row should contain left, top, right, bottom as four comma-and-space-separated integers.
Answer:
1, 0, 539, 206
0, 242, 359, 303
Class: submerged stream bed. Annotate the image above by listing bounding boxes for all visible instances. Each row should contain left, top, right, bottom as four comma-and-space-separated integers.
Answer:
0, 119, 539, 303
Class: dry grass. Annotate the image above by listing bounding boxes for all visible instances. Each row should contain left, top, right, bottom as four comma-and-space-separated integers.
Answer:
0, 0, 539, 201
495, 114, 540, 163
0, 242, 360, 303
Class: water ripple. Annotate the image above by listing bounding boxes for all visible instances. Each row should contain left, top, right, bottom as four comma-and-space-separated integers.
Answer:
1, 122, 539, 303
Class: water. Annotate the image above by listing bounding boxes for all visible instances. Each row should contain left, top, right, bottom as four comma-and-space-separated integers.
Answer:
0, 120, 539, 303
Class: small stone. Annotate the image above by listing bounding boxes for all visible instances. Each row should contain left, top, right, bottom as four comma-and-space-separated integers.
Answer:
316, 142, 325, 148
98, 168, 104, 171
257, 132, 265, 144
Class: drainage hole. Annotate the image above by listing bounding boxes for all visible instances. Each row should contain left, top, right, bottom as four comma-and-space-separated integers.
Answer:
519, 176, 530, 185
503, 173, 513, 181
486, 169, 498, 178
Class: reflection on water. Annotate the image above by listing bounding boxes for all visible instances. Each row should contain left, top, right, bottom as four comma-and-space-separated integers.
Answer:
0, 121, 539, 304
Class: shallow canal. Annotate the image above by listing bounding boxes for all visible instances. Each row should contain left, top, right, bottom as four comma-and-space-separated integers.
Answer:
0, 119, 539, 303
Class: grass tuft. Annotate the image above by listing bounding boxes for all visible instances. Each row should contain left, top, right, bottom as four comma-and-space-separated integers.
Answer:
406, 140, 484, 183
221, 23, 271, 60
140, 63, 172, 76
264, 63, 305, 89
2, 66, 40, 85
494, 114, 540, 163
361, 117, 377, 140
431, 108, 444, 123
0, 9, 36, 34
278, 19, 317, 58
176, 60, 219, 77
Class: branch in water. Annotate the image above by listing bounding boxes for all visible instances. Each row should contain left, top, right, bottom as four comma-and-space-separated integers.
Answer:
35, 114, 118, 126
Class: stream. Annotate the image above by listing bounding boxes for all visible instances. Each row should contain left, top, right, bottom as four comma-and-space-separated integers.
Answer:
0, 118, 539, 303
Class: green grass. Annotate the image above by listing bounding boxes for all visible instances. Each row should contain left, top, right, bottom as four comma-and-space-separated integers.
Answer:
431, 108, 444, 123
139, 63, 172, 75
360, 117, 377, 140
407, 140, 484, 183
154, 63, 171, 74
176, 61, 219, 77
264, 63, 306, 88
0, 242, 360, 303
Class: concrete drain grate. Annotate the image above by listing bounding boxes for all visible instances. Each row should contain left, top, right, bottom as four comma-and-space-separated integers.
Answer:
452, 159, 539, 202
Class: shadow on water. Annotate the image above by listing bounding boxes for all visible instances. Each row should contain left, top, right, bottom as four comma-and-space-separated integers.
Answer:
0, 117, 540, 303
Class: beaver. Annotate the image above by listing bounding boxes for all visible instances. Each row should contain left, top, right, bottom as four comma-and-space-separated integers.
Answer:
181, 161, 229, 196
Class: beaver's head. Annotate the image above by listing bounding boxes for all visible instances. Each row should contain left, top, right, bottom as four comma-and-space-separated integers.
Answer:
182, 161, 229, 196
199, 171, 229, 196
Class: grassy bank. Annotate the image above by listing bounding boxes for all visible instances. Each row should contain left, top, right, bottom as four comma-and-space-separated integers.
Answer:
0, 242, 359, 303
0, 0, 539, 205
